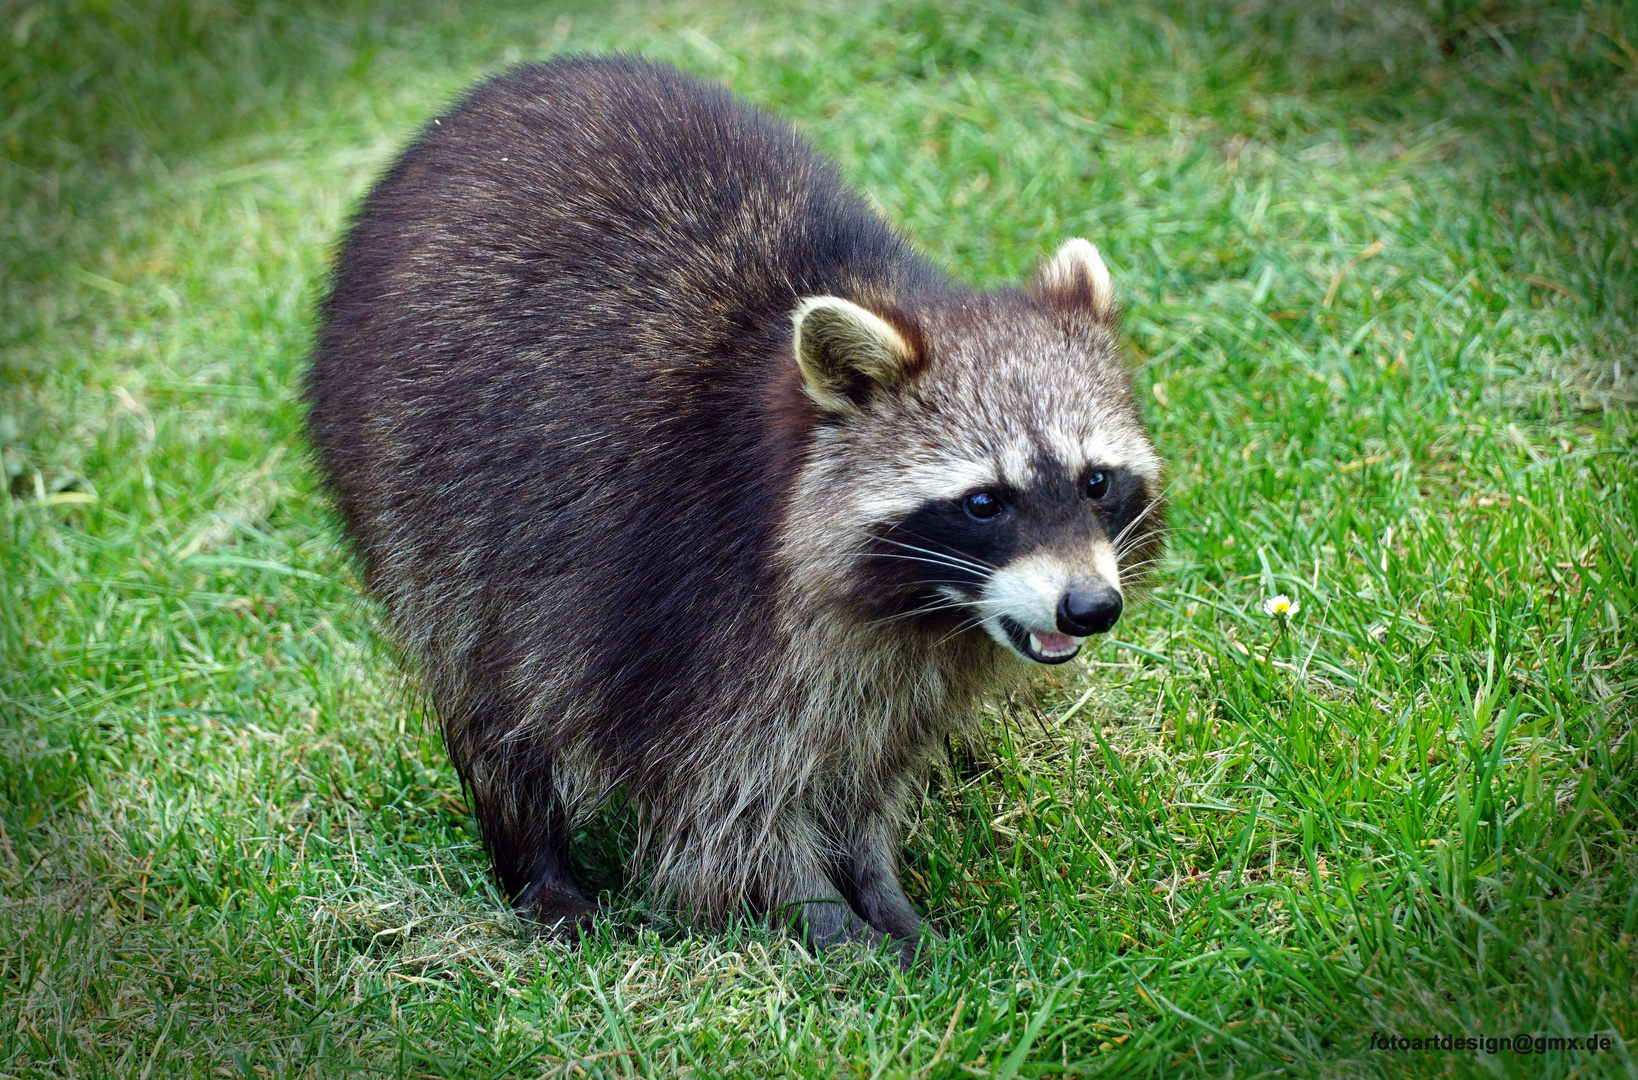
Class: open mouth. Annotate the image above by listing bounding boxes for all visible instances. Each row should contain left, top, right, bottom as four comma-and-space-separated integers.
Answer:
998, 615, 1083, 664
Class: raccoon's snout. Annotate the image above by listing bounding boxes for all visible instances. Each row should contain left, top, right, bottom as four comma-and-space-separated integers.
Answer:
981, 554, 1125, 665
1057, 586, 1122, 636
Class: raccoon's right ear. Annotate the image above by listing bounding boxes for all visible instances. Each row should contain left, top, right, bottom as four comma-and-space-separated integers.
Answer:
1031, 238, 1117, 322
792, 297, 920, 413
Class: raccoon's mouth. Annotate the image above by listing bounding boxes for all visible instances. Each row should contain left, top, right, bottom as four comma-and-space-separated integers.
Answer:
998, 616, 1083, 664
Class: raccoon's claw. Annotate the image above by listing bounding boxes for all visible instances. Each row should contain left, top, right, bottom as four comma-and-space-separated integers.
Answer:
796, 898, 937, 971
895, 918, 948, 970
891, 932, 935, 971
517, 887, 598, 942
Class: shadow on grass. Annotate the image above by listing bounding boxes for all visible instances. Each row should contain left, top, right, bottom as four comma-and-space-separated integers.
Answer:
8, 1, 1633, 196
7, 0, 1632, 333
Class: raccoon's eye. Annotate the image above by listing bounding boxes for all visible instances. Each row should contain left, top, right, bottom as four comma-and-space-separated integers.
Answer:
962, 491, 1003, 520
1083, 470, 1111, 500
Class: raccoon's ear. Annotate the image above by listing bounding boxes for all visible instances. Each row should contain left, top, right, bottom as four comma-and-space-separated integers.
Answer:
792, 297, 919, 413
1031, 238, 1117, 321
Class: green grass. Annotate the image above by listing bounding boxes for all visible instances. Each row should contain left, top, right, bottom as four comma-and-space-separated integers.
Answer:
3, 0, 1635, 1076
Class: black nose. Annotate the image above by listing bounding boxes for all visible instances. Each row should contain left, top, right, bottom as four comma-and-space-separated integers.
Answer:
1057, 586, 1122, 636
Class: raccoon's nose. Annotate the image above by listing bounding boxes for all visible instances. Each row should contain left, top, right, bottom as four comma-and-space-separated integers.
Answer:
1057, 587, 1122, 636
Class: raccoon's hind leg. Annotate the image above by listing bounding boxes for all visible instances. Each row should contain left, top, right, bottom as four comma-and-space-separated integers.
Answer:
513, 840, 598, 940
472, 749, 597, 939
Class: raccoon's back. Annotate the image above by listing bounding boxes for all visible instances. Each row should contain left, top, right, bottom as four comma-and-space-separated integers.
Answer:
304, 56, 936, 742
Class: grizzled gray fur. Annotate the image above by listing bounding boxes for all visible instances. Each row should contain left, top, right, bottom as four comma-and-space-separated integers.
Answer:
305, 55, 1166, 966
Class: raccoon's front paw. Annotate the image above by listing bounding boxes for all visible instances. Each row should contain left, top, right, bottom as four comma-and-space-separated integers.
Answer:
891, 935, 922, 972
798, 899, 931, 970
517, 886, 598, 942
888, 926, 943, 971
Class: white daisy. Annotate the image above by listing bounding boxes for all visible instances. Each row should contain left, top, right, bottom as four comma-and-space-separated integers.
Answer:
1262, 594, 1300, 618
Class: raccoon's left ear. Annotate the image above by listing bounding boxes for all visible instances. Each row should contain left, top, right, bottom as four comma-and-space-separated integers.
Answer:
792, 297, 921, 414
1031, 238, 1117, 321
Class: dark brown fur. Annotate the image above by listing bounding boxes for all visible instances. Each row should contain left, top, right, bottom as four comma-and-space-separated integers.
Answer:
305, 56, 1165, 964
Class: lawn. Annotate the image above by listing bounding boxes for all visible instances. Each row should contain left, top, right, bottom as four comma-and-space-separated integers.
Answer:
3, 0, 1635, 1076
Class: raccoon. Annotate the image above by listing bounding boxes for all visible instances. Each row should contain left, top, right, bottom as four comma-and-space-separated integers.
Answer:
304, 55, 1166, 965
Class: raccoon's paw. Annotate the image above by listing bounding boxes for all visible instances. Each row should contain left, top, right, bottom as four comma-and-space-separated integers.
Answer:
849, 929, 930, 971
888, 927, 943, 971
890, 936, 922, 972
517, 886, 598, 942
798, 899, 931, 971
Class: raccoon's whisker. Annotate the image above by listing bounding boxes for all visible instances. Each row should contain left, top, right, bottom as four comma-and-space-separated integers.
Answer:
893, 530, 1000, 571
1115, 535, 1160, 566
1117, 537, 1164, 567
1113, 496, 1161, 541
1116, 561, 1162, 584
1115, 523, 1161, 556
932, 616, 986, 650
872, 537, 993, 576
864, 601, 973, 628
864, 551, 987, 579
1116, 557, 1162, 576
865, 550, 976, 569
875, 535, 991, 571
1111, 497, 1164, 554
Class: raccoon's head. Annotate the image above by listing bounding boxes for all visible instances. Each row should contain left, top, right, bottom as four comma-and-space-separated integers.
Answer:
786, 239, 1166, 666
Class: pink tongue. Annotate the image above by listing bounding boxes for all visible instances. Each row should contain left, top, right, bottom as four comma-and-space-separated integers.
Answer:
1032, 630, 1077, 653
